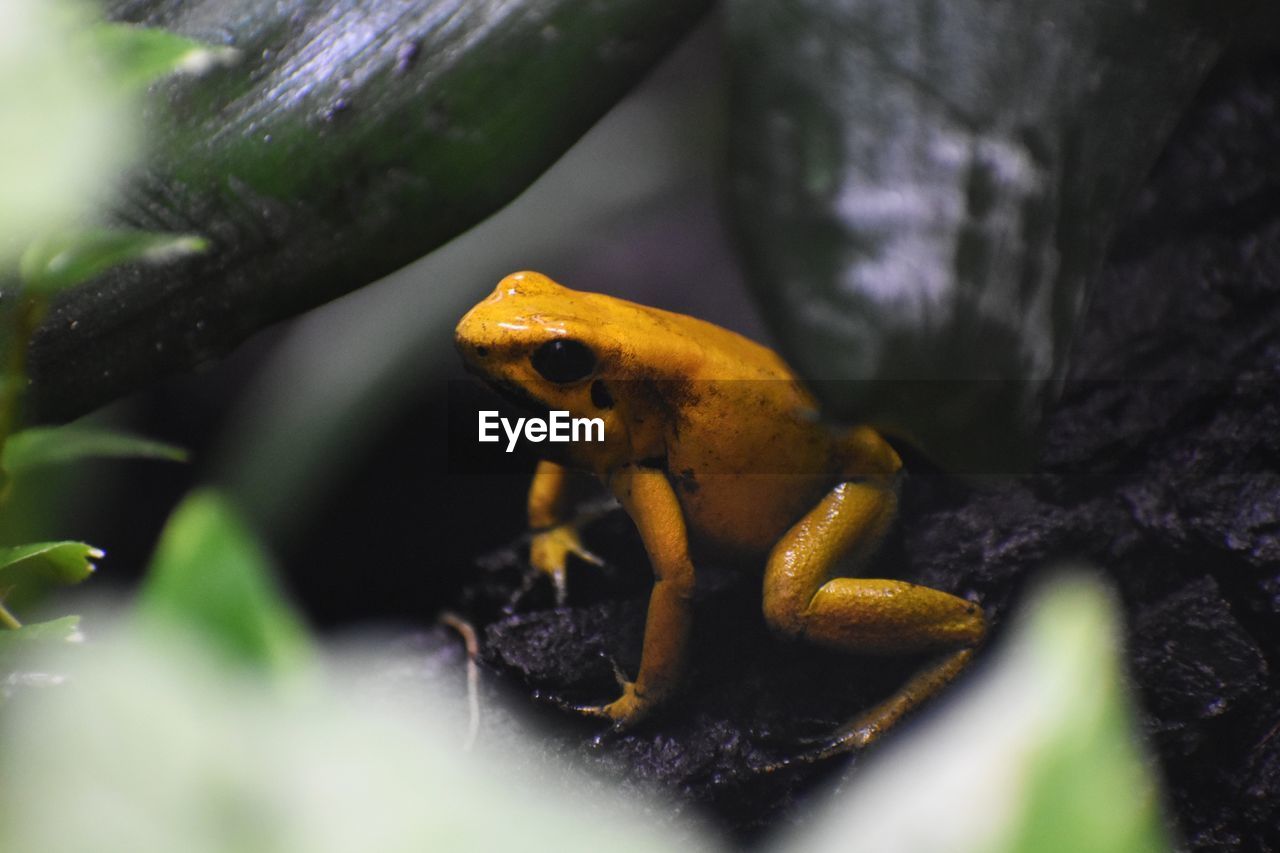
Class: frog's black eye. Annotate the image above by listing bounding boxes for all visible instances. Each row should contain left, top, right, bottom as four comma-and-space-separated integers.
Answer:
531, 338, 596, 383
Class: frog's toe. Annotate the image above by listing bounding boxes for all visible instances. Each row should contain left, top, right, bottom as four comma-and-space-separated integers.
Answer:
755, 724, 877, 772
805, 718, 884, 758
529, 525, 604, 605
605, 653, 631, 690
531, 689, 610, 721
570, 540, 604, 567
530, 525, 602, 572
836, 718, 883, 750
569, 700, 614, 721
568, 681, 651, 728
531, 688, 627, 725
548, 566, 569, 607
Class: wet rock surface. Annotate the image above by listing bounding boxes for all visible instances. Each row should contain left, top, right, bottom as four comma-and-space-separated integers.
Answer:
444, 53, 1280, 849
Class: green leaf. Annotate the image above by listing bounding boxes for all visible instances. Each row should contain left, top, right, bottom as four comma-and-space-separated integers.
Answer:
19, 229, 207, 294
0, 0, 133, 267
0, 610, 709, 852
88, 23, 240, 91
0, 542, 101, 613
0, 615, 82, 669
2, 425, 187, 474
25, 0, 714, 422
726, 0, 1245, 472
1007, 577, 1172, 853
137, 490, 312, 675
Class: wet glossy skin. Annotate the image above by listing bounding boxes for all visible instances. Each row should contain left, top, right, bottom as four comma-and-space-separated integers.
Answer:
455, 271, 985, 752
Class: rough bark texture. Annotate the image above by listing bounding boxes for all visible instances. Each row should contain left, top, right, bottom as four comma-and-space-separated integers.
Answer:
444, 52, 1280, 849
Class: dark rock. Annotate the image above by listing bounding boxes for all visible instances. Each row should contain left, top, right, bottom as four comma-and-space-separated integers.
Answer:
1131, 576, 1267, 757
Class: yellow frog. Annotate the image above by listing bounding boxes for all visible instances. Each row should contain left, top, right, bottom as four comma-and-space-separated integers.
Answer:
455, 271, 986, 754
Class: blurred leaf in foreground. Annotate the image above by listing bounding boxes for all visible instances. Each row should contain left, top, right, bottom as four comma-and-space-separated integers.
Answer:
19, 229, 208, 295
0, 612, 717, 852
88, 21, 240, 91
2, 424, 187, 474
0, 0, 131, 267
137, 489, 313, 677
783, 571, 1173, 853
0, 615, 81, 670
0, 541, 101, 614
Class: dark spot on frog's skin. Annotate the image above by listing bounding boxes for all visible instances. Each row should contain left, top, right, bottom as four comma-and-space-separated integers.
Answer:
591, 380, 613, 409
474, 345, 489, 358
675, 468, 700, 494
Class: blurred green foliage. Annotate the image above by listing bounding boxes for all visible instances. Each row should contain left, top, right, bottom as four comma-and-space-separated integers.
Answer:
0, 541, 100, 616
0, 0, 227, 669
2, 424, 187, 474
1009, 579, 1169, 853
20, 230, 208, 295
138, 491, 314, 677
0, 539, 1172, 852
0, 614, 80, 670
0, 0, 129, 266
89, 21, 240, 90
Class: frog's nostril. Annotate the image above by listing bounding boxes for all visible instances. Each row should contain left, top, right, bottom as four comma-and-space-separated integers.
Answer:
474, 345, 489, 357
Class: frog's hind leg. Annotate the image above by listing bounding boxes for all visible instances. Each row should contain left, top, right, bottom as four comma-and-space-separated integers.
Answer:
762, 479, 986, 757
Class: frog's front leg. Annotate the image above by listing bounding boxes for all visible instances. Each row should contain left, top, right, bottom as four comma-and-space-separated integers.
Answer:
528, 460, 604, 605
763, 479, 986, 755
576, 464, 694, 726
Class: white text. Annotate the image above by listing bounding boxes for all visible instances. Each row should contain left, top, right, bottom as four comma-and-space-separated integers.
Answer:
478, 410, 605, 452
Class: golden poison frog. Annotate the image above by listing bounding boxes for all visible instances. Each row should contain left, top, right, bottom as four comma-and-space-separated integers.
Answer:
455, 271, 986, 754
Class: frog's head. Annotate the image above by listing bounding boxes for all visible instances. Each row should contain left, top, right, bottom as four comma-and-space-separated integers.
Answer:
455, 271, 668, 463
456, 271, 605, 401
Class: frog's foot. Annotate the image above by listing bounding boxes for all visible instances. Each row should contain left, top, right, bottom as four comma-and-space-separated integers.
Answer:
531, 684, 649, 729
529, 524, 604, 606
759, 647, 979, 772
570, 679, 654, 729
567, 653, 648, 726
530, 656, 650, 728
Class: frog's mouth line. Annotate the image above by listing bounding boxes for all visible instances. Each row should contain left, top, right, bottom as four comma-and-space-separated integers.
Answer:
473, 375, 578, 465
479, 376, 553, 422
